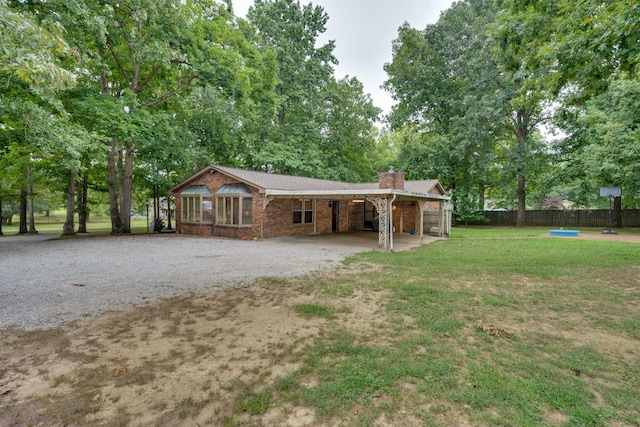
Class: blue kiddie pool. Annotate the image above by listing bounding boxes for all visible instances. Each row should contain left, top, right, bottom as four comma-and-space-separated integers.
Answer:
549, 229, 579, 237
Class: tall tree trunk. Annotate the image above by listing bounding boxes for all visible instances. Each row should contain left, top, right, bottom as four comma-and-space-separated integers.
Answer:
516, 173, 526, 226
166, 196, 172, 230
515, 109, 528, 227
19, 189, 28, 234
28, 182, 37, 234
478, 182, 485, 211
62, 172, 75, 236
107, 139, 123, 234
78, 172, 89, 233
119, 147, 134, 234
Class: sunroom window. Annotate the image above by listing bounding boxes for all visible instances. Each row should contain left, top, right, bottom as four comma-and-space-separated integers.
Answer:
216, 184, 253, 226
181, 186, 212, 223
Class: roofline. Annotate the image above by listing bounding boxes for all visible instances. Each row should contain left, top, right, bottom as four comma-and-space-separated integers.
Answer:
167, 165, 213, 194
168, 165, 268, 195
210, 166, 267, 192
168, 165, 449, 198
265, 189, 450, 201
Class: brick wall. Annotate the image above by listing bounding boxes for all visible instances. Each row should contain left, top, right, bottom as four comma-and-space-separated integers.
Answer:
173, 168, 438, 239
349, 201, 365, 230
176, 178, 339, 239
391, 201, 420, 233
378, 169, 405, 190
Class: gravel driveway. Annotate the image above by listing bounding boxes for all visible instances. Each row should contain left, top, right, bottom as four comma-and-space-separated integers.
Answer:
0, 233, 374, 331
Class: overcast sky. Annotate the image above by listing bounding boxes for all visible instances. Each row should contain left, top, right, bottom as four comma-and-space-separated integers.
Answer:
232, 0, 455, 117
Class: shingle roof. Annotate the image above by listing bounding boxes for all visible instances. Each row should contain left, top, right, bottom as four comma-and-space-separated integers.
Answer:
169, 165, 446, 196
405, 180, 442, 194
214, 165, 371, 191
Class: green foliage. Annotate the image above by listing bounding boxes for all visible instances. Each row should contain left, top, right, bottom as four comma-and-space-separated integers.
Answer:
385, 0, 548, 219
293, 304, 335, 320
451, 187, 487, 225
246, 0, 380, 181
0, 1, 75, 91
567, 76, 640, 207
233, 388, 272, 415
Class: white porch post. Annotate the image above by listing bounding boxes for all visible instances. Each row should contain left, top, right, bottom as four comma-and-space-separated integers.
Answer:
389, 198, 393, 252
366, 196, 389, 250
439, 200, 445, 237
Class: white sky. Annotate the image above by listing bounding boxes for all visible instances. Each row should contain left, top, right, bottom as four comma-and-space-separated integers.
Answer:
231, 0, 455, 117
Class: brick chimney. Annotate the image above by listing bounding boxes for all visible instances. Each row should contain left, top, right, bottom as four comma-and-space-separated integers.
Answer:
378, 166, 405, 190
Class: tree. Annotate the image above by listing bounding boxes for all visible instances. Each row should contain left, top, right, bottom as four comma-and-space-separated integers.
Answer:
317, 76, 381, 181
247, 0, 337, 176
44, 0, 259, 233
384, 0, 505, 215
1, 1, 83, 235
1, 0, 75, 91
499, 0, 640, 217
570, 77, 640, 208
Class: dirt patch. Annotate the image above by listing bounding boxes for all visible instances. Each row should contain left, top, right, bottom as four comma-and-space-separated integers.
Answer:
548, 231, 640, 243
0, 272, 387, 426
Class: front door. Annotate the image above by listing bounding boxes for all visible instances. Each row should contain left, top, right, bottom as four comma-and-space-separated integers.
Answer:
331, 200, 339, 232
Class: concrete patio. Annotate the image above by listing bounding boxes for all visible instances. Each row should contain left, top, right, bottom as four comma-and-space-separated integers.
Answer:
279, 230, 443, 252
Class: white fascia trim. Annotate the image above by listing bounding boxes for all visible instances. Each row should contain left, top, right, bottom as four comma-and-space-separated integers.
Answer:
264, 189, 450, 201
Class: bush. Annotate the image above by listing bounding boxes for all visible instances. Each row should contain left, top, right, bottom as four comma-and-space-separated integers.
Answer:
152, 218, 165, 232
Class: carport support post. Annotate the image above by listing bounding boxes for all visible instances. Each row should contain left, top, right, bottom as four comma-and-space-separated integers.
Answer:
389, 195, 396, 252
366, 196, 389, 250
418, 200, 425, 243
439, 200, 445, 237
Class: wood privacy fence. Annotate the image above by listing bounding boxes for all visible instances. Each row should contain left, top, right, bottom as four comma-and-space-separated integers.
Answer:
474, 209, 640, 227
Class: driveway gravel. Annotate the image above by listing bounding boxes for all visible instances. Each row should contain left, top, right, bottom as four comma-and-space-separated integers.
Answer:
0, 233, 372, 331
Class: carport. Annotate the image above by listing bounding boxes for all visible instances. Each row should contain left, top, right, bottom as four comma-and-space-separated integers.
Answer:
264, 188, 451, 252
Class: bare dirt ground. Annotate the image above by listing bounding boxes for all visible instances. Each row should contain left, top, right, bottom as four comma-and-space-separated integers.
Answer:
549, 230, 640, 242
0, 267, 385, 426
0, 231, 637, 426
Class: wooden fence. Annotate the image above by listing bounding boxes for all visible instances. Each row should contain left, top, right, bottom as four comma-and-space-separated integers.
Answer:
472, 209, 640, 227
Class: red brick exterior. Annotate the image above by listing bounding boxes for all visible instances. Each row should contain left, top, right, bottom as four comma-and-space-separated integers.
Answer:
173, 171, 350, 239
378, 170, 405, 190
172, 168, 443, 240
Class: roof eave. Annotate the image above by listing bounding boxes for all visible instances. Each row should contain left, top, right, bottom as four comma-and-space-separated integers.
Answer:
167, 165, 213, 194
265, 189, 450, 201
210, 166, 266, 192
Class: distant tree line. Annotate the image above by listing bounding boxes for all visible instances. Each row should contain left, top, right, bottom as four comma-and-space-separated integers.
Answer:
0, 0, 388, 235
2, 0, 639, 233
383, 0, 640, 226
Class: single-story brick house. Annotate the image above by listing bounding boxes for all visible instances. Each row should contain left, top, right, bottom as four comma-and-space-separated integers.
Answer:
168, 165, 451, 251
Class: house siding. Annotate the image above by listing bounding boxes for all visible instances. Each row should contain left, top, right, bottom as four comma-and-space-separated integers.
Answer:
170, 166, 448, 240
174, 171, 339, 239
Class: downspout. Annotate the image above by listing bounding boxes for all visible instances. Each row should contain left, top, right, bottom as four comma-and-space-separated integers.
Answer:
389, 194, 397, 252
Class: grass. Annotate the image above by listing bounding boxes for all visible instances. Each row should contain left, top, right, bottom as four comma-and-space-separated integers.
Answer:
293, 303, 336, 320
252, 228, 640, 425
451, 225, 640, 239
1, 218, 152, 235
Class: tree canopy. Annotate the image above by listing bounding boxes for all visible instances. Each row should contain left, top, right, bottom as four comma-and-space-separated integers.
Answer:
2, 0, 639, 233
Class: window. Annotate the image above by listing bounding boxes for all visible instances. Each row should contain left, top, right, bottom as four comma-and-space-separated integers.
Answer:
181, 186, 212, 223
216, 184, 253, 226
293, 199, 313, 224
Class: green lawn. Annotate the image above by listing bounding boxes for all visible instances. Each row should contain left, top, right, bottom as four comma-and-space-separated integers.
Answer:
234, 229, 640, 426
1, 218, 152, 235
450, 225, 640, 239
